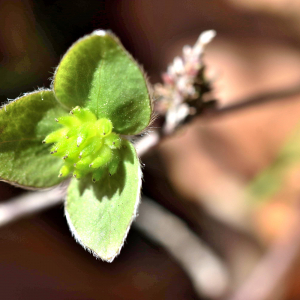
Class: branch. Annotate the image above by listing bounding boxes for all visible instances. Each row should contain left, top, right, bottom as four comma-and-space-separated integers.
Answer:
0, 130, 159, 227
226, 203, 300, 300
3, 77, 300, 227
0, 185, 67, 227
134, 131, 160, 157
206, 82, 300, 117
135, 197, 229, 299
0, 186, 230, 299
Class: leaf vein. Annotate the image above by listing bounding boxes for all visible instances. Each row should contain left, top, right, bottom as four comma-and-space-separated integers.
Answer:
0, 137, 41, 145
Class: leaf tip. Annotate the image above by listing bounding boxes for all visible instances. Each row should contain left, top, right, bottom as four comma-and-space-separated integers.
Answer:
64, 207, 115, 262
93, 29, 106, 37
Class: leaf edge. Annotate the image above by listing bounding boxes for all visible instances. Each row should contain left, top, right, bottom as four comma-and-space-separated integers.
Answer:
64, 153, 142, 262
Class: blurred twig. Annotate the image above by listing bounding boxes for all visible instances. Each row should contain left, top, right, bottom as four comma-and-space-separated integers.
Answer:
0, 187, 230, 299
0, 185, 67, 227
134, 131, 160, 157
136, 197, 229, 299
1, 81, 300, 298
226, 203, 300, 300
207, 82, 300, 116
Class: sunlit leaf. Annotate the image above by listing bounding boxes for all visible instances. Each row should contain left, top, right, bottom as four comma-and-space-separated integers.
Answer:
54, 30, 152, 135
65, 140, 141, 262
0, 90, 67, 188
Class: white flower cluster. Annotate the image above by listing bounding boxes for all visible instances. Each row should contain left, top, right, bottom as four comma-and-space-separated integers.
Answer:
154, 30, 216, 134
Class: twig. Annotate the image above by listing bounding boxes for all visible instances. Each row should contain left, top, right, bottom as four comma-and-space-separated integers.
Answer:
0, 185, 67, 227
226, 204, 300, 300
206, 82, 300, 117
0, 187, 230, 299
0, 80, 300, 291
136, 197, 229, 299
0, 131, 159, 227
134, 131, 160, 157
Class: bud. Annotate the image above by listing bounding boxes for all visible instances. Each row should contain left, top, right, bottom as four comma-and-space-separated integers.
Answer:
43, 107, 122, 181
96, 118, 113, 136
72, 106, 97, 123
90, 146, 112, 168
92, 167, 106, 182
104, 133, 121, 149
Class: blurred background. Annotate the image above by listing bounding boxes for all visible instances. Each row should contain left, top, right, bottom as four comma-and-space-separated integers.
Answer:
2, 0, 300, 299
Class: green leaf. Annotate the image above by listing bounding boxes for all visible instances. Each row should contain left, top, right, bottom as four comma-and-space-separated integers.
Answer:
0, 90, 68, 188
247, 124, 300, 202
53, 30, 152, 135
65, 140, 141, 262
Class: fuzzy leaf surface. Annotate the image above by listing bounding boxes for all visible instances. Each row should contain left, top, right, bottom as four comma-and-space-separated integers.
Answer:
65, 140, 141, 262
0, 90, 67, 188
54, 30, 152, 135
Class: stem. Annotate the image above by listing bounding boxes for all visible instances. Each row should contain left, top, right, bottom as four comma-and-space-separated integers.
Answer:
0, 185, 67, 227
1, 81, 300, 298
0, 187, 229, 299
134, 131, 160, 157
226, 204, 300, 300
206, 82, 300, 117
136, 197, 229, 298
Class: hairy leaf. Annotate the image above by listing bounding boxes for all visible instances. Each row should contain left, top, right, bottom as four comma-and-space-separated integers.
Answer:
65, 140, 141, 262
0, 90, 67, 188
54, 30, 152, 135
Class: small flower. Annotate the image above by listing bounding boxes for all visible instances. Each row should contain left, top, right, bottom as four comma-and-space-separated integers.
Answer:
0, 30, 152, 262
44, 107, 122, 181
154, 30, 216, 134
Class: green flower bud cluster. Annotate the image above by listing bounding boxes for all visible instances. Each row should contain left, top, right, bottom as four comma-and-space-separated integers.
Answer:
43, 107, 122, 182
